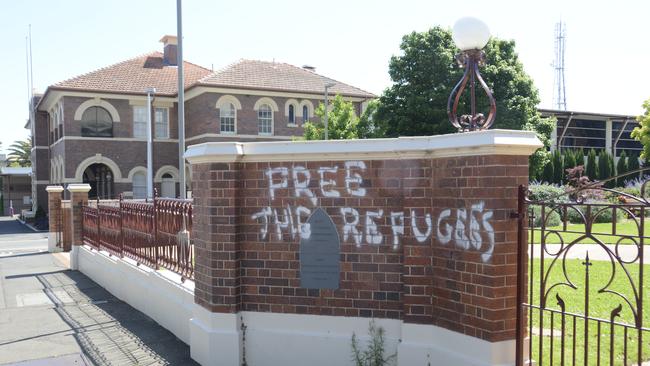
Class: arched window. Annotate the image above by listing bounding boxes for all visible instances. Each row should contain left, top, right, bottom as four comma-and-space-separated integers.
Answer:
258, 104, 273, 135
81, 106, 113, 137
288, 105, 295, 124
132, 172, 147, 199
220, 103, 236, 133
302, 105, 309, 123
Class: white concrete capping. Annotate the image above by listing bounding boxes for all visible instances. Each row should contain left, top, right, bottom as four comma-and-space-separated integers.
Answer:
185, 129, 542, 164
46, 185, 64, 193
67, 183, 91, 193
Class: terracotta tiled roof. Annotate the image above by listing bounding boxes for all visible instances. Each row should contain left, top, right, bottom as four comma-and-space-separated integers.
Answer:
51, 52, 212, 96
198, 60, 376, 98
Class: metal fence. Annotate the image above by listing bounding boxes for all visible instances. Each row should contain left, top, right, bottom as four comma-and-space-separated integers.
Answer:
81, 196, 194, 280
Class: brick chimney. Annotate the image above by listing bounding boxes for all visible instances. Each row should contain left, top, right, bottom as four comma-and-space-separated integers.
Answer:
159, 35, 178, 66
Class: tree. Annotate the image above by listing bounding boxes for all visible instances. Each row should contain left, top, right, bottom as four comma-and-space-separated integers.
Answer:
628, 153, 640, 182
574, 149, 584, 167
563, 150, 576, 184
356, 99, 384, 139
7, 139, 31, 167
303, 95, 360, 140
598, 150, 615, 188
541, 160, 554, 184
586, 149, 598, 180
631, 99, 650, 161
616, 151, 628, 187
374, 26, 553, 178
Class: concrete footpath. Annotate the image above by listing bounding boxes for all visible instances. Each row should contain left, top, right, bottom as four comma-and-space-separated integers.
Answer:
0, 217, 197, 365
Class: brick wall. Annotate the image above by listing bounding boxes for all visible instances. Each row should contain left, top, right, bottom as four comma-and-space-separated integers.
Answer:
191, 153, 528, 342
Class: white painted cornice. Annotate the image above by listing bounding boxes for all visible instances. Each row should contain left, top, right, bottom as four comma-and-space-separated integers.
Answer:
184, 129, 543, 164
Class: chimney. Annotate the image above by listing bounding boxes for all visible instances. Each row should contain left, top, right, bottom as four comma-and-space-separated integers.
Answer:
302, 65, 316, 72
160, 35, 178, 66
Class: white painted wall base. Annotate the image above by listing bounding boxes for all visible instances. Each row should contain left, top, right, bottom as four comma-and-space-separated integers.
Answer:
69, 245, 79, 270
76, 246, 516, 366
47, 232, 62, 253
398, 323, 516, 366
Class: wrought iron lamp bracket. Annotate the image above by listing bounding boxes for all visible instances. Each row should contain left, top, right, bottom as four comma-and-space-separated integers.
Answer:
447, 49, 497, 132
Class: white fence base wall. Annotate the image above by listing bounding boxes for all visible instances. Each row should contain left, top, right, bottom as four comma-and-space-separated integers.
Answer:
76, 246, 194, 344
47, 232, 62, 253
76, 246, 515, 366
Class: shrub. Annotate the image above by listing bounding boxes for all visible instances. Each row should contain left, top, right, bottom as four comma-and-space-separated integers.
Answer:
528, 182, 566, 202
351, 320, 396, 366
565, 203, 625, 224
529, 205, 562, 227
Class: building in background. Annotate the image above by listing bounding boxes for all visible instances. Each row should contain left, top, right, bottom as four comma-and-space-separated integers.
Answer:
539, 108, 640, 161
0, 167, 32, 216
29, 35, 375, 212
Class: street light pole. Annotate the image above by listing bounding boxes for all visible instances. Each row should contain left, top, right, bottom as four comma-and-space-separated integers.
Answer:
323, 82, 335, 140
176, 0, 186, 199
146, 87, 156, 200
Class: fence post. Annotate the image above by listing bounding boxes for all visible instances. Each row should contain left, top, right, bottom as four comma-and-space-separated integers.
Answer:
96, 196, 101, 253
119, 194, 124, 258
67, 184, 91, 270
153, 191, 159, 269
46, 185, 64, 253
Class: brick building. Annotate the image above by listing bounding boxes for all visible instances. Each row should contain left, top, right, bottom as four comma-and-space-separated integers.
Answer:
28, 35, 375, 212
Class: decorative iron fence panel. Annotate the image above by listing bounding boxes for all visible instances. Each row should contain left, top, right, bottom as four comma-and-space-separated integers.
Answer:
517, 177, 650, 366
81, 196, 193, 280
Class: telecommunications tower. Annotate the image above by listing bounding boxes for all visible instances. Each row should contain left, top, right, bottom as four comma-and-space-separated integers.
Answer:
553, 21, 567, 110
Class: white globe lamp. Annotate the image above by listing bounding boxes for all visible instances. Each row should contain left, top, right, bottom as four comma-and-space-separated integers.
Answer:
447, 17, 496, 132
452, 17, 491, 51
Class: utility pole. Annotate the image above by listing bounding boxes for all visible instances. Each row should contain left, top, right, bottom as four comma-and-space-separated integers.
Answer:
177, 0, 186, 199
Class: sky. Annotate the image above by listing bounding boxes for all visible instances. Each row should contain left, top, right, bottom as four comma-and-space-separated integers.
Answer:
1, 0, 649, 154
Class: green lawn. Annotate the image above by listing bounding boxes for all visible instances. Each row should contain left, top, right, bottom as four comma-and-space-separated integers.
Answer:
528, 258, 650, 365
531, 220, 650, 245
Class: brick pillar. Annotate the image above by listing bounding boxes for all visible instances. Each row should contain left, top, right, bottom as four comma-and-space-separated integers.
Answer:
189, 162, 241, 366
46, 185, 64, 253
67, 184, 91, 270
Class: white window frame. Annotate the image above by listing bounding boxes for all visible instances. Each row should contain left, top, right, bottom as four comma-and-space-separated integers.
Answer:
154, 107, 169, 139
258, 104, 274, 135
219, 103, 237, 134
132, 171, 147, 199
133, 106, 148, 138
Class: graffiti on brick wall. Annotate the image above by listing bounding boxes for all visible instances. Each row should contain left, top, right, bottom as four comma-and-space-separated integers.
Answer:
250, 161, 496, 262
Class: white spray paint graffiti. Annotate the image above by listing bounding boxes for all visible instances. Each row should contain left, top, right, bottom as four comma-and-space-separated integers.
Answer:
250, 161, 497, 262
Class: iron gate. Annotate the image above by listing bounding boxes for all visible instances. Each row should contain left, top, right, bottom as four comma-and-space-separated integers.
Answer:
516, 176, 650, 365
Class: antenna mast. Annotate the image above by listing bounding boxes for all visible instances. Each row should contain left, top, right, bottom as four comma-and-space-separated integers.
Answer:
553, 21, 567, 110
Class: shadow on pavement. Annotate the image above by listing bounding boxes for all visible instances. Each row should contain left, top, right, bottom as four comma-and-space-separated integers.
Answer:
17, 269, 197, 366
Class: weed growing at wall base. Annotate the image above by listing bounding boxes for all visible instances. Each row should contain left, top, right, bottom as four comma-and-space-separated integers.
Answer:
351, 320, 396, 366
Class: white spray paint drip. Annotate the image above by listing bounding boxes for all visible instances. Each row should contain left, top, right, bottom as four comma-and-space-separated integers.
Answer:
365, 210, 383, 245
390, 212, 404, 250
411, 210, 433, 243
345, 161, 367, 197
295, 206, 312, 239
341, 207, 362, 247
266, 167, 288, 200
318, 166, 340, 197
251, 207, 272, 240
292, 166, 318, 205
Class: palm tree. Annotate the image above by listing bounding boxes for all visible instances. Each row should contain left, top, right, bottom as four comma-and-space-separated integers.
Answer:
7, 139, 31, 167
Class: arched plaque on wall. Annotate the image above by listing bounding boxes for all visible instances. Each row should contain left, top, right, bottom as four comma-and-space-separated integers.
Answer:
300, 207, 340, 289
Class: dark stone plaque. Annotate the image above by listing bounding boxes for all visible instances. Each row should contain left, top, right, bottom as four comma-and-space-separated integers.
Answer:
300, 207, 340, 289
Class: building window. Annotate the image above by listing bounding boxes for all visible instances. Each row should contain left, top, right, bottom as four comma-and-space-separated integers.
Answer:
133, 106, 147, 138
81, 106, 113, 137
303, 105, 309, 123
220, 103, 236, 134
155, 108, 169, 139
258, 104, 273, 135
132, 171, 146, 199
288, 105, 295, 125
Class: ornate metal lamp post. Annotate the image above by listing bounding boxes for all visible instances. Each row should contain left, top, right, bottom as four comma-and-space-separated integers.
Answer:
447, 17, 496, 132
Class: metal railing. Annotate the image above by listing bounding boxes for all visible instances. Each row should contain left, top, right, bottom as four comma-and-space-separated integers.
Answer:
81, 195, 194, 280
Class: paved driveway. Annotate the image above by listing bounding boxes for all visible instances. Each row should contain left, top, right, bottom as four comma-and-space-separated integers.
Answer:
0, 218, 197, 365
